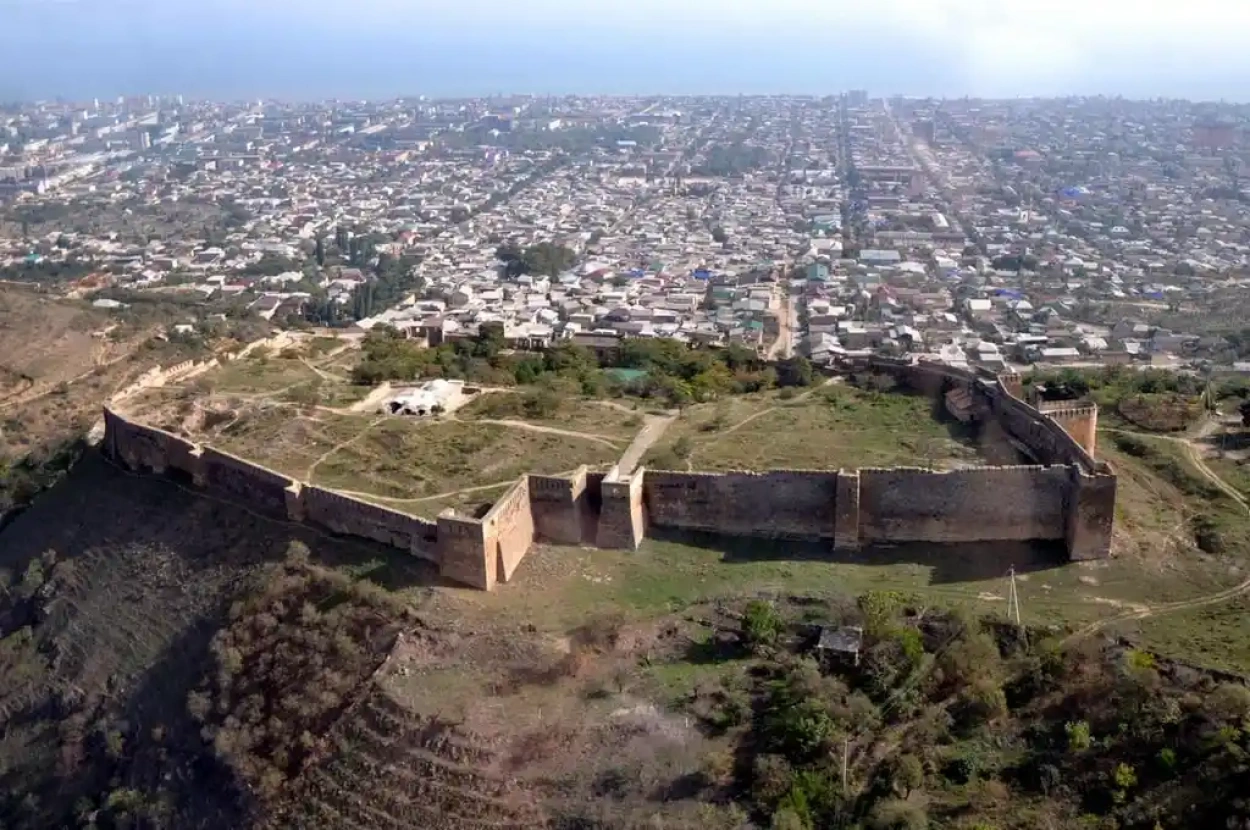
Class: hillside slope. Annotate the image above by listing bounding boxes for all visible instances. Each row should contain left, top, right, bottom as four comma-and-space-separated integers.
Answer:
0, 451, 435, 829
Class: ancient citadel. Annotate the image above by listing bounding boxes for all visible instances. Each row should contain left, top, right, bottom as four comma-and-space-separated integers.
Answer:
100, 357, 1116, 591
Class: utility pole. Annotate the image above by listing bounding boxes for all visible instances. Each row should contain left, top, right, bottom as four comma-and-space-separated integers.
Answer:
841, 737, 850, 796
1007, 565, 1022, 626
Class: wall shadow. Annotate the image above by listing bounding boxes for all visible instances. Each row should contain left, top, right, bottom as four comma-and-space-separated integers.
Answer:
645, 526, 1067, 585
0, 448, 450, 593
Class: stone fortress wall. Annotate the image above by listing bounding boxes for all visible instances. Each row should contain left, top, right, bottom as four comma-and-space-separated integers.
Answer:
100, 355, 1117, 590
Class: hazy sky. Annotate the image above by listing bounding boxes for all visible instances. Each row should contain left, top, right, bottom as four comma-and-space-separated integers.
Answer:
3, 0, 1250, 100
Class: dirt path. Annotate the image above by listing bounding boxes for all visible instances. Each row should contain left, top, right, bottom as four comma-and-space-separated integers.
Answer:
449, 416, 623, 449
349, 382, 394, 414
684, 379, 835, 470
305, 414, 388, 482
1063, 423, 1250, 643
301, 356, 350, 384
765, 288, 796, 361
1176, 419, 1248, 507
0, 343, 139, 413
1105, 424, 1248, 508
1065, 574, 1250, 644
615, 413, 677, 476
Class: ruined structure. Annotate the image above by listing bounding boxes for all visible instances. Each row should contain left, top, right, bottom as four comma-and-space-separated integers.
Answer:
101, 357, 1115, 591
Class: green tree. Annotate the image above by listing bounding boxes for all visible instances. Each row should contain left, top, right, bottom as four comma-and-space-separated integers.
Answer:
496, 241, 526, 277
743, 600, 784, 647
314, 236, 325, 267
1066, 720, 1092, 752
770, 807, 808, 830
521, 242, 577, 277
712, 226, 729, 243
868, 797, 928, 830
858, 590, 905, 636
776, 355, 814, 388
892, 754, 924, 797
1111, 762, 1138, 803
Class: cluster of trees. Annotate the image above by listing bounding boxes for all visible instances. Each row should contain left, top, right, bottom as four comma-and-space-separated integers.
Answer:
678, 591, 1250, 830
495, 241, 578, 278
189, 545, 408, 800
1217, 328, 1250, 361
0, 258, 97, 284
240, 254, 302, 277
302, 235, 424, 326
352, 328, 816, 407
688, 592, 1010, 829
694, 142, 773, 177
991, 253, 1041, 273
1026, 365, 1220, 403
314, 226, 388, 271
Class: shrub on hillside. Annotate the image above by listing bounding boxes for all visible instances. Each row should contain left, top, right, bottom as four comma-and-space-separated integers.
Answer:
1117, 393, 1202, 433
189, 552, 407, 800
868, 797, 928, 830
1111, 433, 1151, 458
1192, 513, 1226, 553
743, 600, 784, 648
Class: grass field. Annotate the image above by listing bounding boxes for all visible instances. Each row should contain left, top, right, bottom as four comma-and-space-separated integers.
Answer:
643, 384, 987, 471
310, 418, 619, 499
209, 407, 365, 480
456, 392, 645, 443
419, 528, 1236, 650
210, 356, 322, 394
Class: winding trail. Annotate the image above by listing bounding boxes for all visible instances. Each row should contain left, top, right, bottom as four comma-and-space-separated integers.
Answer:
305, 414, 388, 481
683, 378, 837, 470
0, 343, 140, 413
449, 416, 623, 449
1063, 421, 1250, 644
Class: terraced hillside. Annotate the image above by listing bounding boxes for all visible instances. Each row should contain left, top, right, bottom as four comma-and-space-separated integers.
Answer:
279, 683, 546, 830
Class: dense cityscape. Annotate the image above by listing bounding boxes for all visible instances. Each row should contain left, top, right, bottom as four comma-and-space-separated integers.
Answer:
5, 94, 1250, 375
